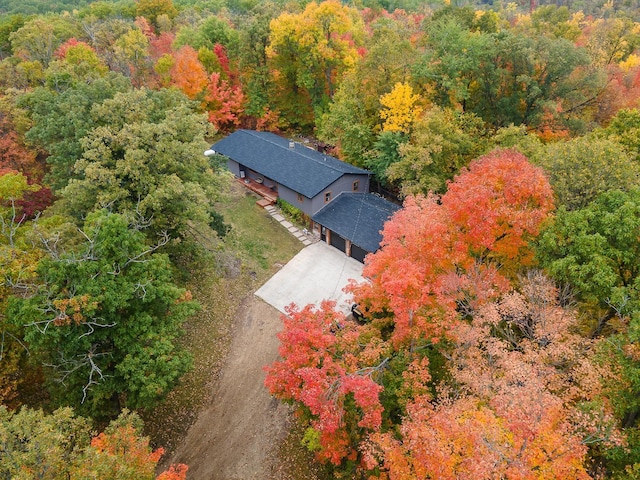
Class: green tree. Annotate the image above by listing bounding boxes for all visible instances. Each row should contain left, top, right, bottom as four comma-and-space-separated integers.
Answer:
317, 74, 377, 166
113, 27, 152, 86
536, 188, 640, 326
387, 108, 489, 195
533, 135, 640, 211
9, 211, 198, 418
237, 2, 278, 117
18, 72, 132, 191
59, 88, 227, 242
173, 16, 239, 55
416, 16, 604, 131
0, 14, 26, 59
364, 130, 406, 186
602, 108, 640, 161
136, 0, 178, 29
9, 16, 81, 66
527, 5, 582, 41
416, 17, 493, 111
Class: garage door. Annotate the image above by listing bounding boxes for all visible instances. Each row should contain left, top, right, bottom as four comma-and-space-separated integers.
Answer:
330, 231, 346, 252
350, 244, 367, 263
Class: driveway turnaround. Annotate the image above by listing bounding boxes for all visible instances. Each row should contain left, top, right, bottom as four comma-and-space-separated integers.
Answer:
256, 241, 365, 315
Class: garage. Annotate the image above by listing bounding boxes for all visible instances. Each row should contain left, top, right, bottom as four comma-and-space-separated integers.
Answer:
330, 231, 346, 253
350, 244, 367, 263
312, 192, 401, 262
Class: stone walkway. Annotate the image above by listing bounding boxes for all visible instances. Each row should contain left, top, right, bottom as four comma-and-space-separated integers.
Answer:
264, 205, 315, 246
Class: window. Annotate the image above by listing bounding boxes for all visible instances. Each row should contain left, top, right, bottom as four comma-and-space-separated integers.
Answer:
353, 180, 359, 191
324, 191, 332, 203
297, 193, 304, 203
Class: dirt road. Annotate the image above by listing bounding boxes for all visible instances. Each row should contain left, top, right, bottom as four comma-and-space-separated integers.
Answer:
167, 295, 292, 479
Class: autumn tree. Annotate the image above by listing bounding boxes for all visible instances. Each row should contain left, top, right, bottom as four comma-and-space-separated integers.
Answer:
379, 82, 423, 134
170, 45, 208, 99
317, 13, 420, 165
0, 406, 187, 479
267, 149, 555, 471
112, 27, 152, 86
371, 273, 617, 480
0, 113, 40, 178
8, 210, 198, 418
265, 301, 385, 466
267, 0, 365, 128
45, 39, 109, 90
204, 71, 245, 130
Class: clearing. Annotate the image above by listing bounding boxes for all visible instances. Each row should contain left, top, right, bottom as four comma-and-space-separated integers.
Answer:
150, 181, 363, 479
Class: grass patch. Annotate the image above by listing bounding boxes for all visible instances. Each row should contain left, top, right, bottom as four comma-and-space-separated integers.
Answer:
142, 180, 303, 454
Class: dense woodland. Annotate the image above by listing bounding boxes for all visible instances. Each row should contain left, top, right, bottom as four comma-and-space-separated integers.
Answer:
2, 0, 640, 478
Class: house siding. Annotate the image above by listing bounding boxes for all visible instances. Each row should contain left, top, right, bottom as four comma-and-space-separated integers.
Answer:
279, 185, 314, 216
227, 158, 241, 177
310, 174, 369, 214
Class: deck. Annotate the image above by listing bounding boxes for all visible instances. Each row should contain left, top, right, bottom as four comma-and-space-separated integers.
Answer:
237, 177, 278, 206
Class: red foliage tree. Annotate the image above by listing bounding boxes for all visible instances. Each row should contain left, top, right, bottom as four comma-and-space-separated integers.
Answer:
0, 116, 52, 218
54, 38, 93, 59
267, 149, 558, 471
352, 148, 554, 347
150, 32, 175, 60
156, 464, 188, 480
0, 117, 40, 177
265, 301, 384, 465
204, 72, 245, 130
213, 43, 234, 82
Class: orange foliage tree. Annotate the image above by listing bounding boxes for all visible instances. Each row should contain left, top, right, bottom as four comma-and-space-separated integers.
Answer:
79, 410, 189, 479
370, 272, 619, 479
170, 45, 208, 99
266, 149, 566, 474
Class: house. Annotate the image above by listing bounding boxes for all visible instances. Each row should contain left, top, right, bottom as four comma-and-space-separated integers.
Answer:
211, 130, 400, 262
212, 129, 370, 217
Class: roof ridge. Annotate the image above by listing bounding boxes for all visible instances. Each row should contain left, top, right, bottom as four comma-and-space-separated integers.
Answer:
241, 130, 356, 174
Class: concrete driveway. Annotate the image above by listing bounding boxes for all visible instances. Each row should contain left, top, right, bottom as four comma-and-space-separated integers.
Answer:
255, 241, 365, 315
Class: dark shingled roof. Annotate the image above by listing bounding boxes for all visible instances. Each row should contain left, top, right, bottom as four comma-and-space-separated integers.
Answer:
312, 193, 401, 253
212, 130, 369, 198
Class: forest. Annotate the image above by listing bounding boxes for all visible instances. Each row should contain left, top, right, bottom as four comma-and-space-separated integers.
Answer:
1, 0, 640, 477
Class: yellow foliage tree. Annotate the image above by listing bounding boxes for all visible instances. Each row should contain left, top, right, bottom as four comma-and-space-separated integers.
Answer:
379, 82, 423, 133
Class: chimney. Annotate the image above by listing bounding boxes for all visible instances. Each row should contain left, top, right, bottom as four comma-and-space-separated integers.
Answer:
289, 141, 295, 149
